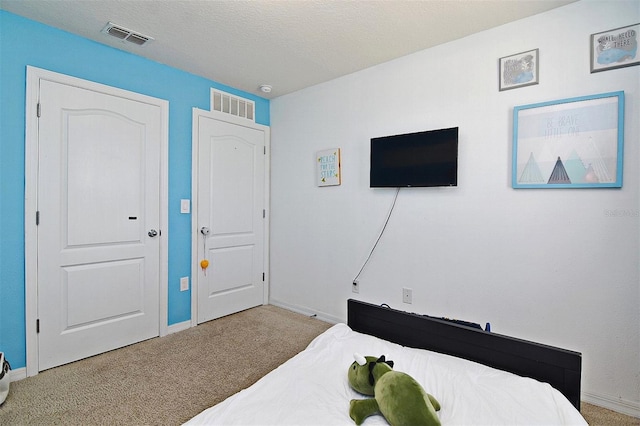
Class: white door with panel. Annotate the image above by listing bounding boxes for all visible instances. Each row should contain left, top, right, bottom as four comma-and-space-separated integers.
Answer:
196, 112, 267, 323
36, 77, 164, 371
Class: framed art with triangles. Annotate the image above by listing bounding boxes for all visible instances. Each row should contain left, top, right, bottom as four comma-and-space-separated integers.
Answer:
512, 91, 624, 188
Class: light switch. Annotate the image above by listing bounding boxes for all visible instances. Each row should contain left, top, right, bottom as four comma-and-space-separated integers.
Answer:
180, 277, 189, 291
180, 199, 190, 214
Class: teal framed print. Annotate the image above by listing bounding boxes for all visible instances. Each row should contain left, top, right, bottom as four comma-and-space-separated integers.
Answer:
512, 91, 624, 189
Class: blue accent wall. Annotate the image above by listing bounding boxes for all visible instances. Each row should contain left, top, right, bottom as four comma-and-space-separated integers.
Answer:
0, 11, 270, 369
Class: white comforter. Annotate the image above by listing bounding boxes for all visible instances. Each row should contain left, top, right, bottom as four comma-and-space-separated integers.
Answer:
186, 323, 587, 425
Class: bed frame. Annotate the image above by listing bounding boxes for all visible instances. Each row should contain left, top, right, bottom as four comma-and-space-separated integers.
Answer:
347, 299, 582, 410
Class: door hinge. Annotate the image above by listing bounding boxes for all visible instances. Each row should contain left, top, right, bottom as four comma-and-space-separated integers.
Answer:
262, 273, 265, 282
37, 103, 41, 118
36, 319, 40, 333
264, 146, 266, 155
263, 209, 266, 218
36, 211, 40, 225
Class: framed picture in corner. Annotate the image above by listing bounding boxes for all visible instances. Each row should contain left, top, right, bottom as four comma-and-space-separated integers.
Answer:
499, 48, 539, 91
590, 23, 640, 73
512, 91, 625, 189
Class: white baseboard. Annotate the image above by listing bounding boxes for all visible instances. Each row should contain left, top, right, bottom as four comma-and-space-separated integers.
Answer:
167, 319, 192, 335
582, 391, 640, 419
9, 367, 27, 382
268, 299, 342, 325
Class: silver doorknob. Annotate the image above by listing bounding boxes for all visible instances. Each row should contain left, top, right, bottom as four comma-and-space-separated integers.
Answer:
148, 229, 158, 237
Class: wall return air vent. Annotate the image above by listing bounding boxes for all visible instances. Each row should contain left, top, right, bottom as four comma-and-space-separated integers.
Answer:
210, 89, 255, 122
102, 22, 153, 46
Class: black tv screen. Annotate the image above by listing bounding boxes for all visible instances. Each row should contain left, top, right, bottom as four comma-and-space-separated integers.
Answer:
370, 127, 458, 187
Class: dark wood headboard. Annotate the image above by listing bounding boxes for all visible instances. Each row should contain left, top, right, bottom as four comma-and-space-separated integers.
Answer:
347, 299, 582, 410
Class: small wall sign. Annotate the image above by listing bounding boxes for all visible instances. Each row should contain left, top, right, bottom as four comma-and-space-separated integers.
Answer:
590, 23, 640, 73
499, 48, 539, 91
316, 148, 341, 186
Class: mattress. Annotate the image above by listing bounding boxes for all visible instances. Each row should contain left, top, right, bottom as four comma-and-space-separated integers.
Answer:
185, 323, 587, 425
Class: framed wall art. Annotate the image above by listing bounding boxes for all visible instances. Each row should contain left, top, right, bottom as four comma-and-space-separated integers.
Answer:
590, 23, 640, 73
499, 48, 539, 91
512, 91, 624, 189
316, 148, 341, 186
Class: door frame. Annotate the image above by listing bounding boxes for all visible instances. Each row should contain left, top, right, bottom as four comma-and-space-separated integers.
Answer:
190, 108, 270, 326
24, 66, 169, 376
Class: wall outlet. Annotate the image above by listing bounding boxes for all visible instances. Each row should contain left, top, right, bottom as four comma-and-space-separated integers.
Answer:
402, 287, 412, 304
352, 280, 359, 294
180, 276, 189, 291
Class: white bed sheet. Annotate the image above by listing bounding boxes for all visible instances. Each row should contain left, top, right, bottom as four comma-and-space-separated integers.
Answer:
185, 323, 587, 425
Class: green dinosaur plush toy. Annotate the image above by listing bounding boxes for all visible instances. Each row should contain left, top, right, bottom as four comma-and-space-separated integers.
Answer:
348, 353, 441, 426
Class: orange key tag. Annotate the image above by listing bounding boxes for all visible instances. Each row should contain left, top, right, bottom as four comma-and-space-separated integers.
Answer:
200, 259, 209, 275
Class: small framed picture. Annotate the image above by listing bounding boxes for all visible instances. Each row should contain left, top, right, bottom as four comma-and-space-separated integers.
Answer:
316, 148, 341, 187
590, 23, 640, 73
499, 48, 539, 91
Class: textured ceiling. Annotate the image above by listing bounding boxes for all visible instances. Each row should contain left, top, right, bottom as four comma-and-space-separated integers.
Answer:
1, 0, 575, 99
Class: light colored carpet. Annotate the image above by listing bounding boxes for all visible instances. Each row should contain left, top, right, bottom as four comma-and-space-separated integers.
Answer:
0, 305, 331, 425
0, 304, 637, 425
581, 402, 640, 426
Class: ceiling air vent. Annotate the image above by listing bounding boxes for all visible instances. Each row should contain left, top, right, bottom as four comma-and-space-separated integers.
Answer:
102, 22, 153, 47
210, 89, 255, 122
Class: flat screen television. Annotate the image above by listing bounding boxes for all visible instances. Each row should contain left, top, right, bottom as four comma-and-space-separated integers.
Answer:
370, 127, 458, 188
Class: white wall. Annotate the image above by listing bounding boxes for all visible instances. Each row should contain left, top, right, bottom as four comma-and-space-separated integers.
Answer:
269, 0, 639, 416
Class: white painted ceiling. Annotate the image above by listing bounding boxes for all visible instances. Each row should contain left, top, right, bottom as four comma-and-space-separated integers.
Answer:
1, 0, 575, 99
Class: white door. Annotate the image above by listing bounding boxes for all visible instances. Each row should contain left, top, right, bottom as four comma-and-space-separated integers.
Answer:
35, 77, 164, 371
194, 111, 268, 323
